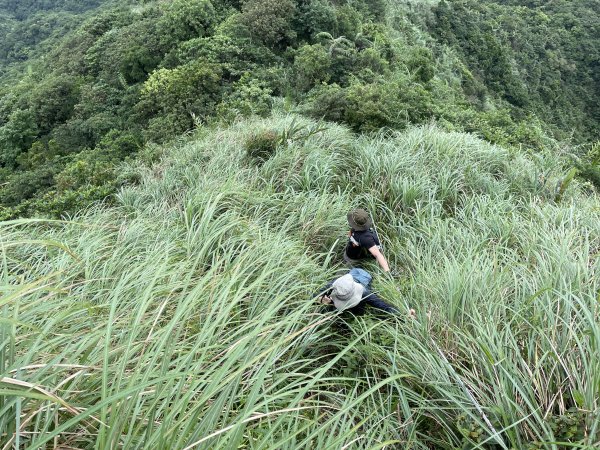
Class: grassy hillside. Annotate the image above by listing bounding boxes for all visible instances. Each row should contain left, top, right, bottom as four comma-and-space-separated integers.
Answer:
1, 115, 599, 448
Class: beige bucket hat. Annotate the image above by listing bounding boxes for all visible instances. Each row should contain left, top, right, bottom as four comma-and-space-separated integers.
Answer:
330, 274, 365, 311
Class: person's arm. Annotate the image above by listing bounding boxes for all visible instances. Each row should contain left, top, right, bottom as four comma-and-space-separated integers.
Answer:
363, 291, 397, 314
368, 245, 390, 273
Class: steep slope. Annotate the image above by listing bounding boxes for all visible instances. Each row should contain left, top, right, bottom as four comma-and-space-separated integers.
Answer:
1, 115, 599, 448
0, 0, 112, 66
1, 0, 599, 220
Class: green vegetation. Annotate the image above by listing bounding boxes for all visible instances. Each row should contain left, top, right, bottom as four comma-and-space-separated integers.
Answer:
1, 1, 599, 446
1, 115, 599, 448
0, 1, 110, 66
0, 0, 598, 218
431, 0, 600, 142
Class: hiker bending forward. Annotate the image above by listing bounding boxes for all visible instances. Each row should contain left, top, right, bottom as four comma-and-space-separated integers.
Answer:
345, 209, 390, 273
318, 270, 397, 315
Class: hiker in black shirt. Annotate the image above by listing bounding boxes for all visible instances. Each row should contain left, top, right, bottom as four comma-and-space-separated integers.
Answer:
344, 209, 391, 274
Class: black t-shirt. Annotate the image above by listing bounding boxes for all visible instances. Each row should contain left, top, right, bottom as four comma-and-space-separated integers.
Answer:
345, 229, 381, 259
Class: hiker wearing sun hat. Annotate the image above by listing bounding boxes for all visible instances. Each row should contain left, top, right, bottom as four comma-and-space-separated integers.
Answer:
345, 208, 391, 273
317, 269, 397, 314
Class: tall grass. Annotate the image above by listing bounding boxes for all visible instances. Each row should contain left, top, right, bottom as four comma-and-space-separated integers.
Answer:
1, 115, 599, 449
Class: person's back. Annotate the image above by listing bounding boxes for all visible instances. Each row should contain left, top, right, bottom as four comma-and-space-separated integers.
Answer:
345, 228, 381, 260
344, 208, 390, 273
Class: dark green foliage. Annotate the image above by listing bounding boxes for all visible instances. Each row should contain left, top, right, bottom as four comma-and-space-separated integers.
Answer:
0, 164, 55, 206
548, 408, 588, 446
0, 0, 104, 19
0, 109, 38, 167
156, 0, 217, 47
119, 45, 162, 84
570, 141, 600, 190
293, 44, 331, 92
0, 13, 76, 63
294, 0, 338, 40
348, 0, 386, 21
30, 75, 81, 134
455, 408, 589, 449
244, 129, 280, 162
0, 1, 113, 69
431, 0, 600, 141
303, 75, 435, 133
240, 0, 297, 47
139, 59, 223, 135
217, 74, 273, 121
55, 148, 116, 192
406, 47, 435, 84
0, 0, 598, 218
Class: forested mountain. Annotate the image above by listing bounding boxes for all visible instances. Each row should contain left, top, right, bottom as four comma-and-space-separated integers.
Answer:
0, 0, 111, 66
432, 0, 600, 143
1, 2, 600, 449
0, 0, 105, 18
0, 0, 598, 219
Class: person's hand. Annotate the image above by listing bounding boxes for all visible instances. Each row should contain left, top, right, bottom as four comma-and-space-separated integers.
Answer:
320, 295, 332, 305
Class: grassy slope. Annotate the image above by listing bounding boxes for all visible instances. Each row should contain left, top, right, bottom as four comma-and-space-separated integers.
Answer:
1, 115, 599, 448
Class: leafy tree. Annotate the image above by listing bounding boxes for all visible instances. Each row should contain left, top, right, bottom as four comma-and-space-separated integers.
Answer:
0, 0, 105, 21
156, 0, 217, 47
217, 74, 273, 121
140, 59, 223, 137
406, 47, 435, 84
29, 75, 81, 134
293, 43, 331, 93
240, 0, 297, 47
0, 109, 38, 167
0, 163, 57, 206
294, 0, 338, 40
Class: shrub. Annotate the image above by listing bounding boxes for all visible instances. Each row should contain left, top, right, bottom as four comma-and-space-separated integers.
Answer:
0, 165, 56, 206
217, 76, 273, 122
571, 141, 600, 190
294, 0, 338, 40
140, 59, 223, 139
406, 47, 435, 83
244, 129, 280, 162
157, 0, 216, 46
240, 0, 296, 48
302, 83, 349, 124
304, 77, 434, 132
292, 44, 332, 93
0, 108, 38, 168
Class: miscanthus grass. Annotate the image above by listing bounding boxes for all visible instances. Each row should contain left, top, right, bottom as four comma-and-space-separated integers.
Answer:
1, 115, 599, 449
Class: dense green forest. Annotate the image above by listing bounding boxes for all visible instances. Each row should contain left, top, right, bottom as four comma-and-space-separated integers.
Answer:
0, 0, 598, 219
0, 0, 108, 65
1, 1, 600, 449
